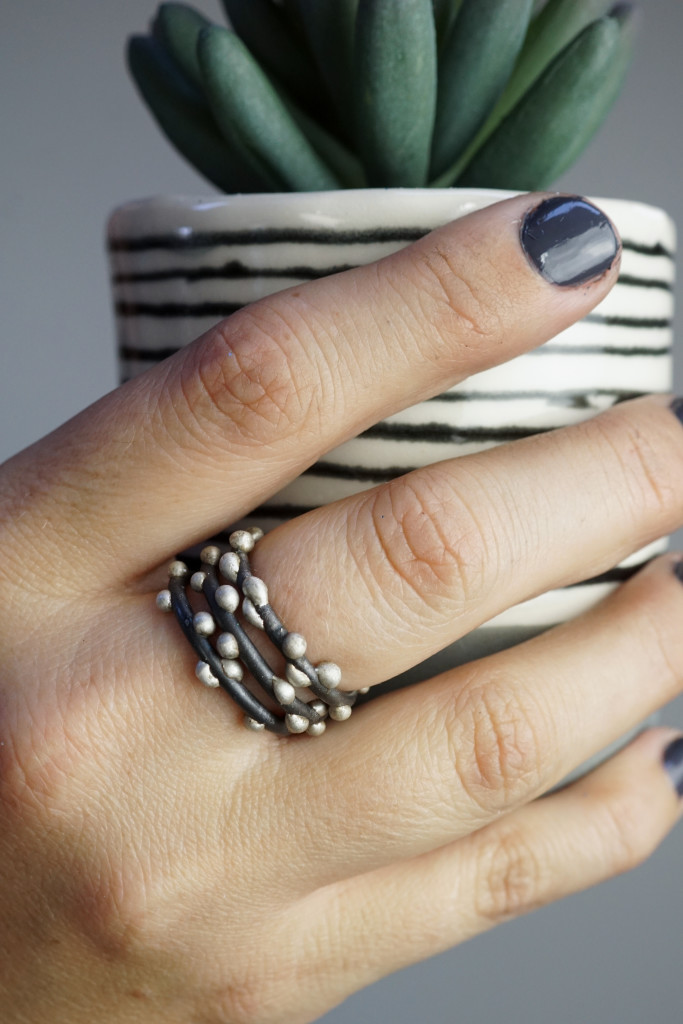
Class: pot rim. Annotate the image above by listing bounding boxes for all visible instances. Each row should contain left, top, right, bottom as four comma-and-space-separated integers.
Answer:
107, 188, 676, 251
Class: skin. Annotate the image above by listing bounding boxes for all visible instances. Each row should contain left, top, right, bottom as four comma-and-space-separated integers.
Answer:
0, 191, 682, 1024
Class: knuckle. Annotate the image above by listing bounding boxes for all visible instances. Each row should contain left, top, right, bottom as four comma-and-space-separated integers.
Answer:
474, 823, 549, 923
632, 584, 682, 702
593, 786, 662, 877
365, 472, 491, 615
595, 411, 675, 521
169, 303, 323, 451
450, 672, 549, 813
212, 971, 273, 1024
411, 238, 505, 351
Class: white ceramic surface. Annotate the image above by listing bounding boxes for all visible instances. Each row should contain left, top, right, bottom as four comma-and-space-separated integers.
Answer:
108, 188, 676, 643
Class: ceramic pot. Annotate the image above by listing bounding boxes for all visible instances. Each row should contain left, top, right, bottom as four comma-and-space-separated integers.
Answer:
107, 188, 675, 676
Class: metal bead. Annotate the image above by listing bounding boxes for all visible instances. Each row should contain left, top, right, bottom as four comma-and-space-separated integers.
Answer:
359, 686, 370, 695
282, 632, 307, 660
307, 720, 327, 737
244, 716, 265, 731
309, 700, 328, 719
229, 529, 255, 553
155, 589, 172, 612
215, 584, 239, 613
219, 551, 240, 582
200, 545, 221, 566
222, 659, 244, 682
193, 611, 216, 636
316, 662, 342, 689
243, 576, 269, 607
329, 704, 352, 722
242, 598, 264, 629
286, 663, 311, 688
248, 526, 264, 542
273, 678, 296, 706
168, 560, 188, 578
190, 571, 207, 592
285, 713, 309, 734
195, 661, 219, 688
216, 632, 239, 659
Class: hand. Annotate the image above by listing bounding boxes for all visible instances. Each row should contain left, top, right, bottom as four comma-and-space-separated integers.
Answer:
1, 192, 682, 1024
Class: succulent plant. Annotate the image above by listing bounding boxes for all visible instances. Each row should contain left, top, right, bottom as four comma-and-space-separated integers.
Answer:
127, 0, 636, 194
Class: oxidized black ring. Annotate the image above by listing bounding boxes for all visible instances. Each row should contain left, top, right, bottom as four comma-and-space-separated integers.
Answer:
156, 528, 363, 735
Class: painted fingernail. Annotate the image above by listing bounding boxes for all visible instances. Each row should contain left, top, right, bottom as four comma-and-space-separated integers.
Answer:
670, 396, 683, 427
520, 194, 621, 287
673, 557, 683, 586
663, 736, 683, 798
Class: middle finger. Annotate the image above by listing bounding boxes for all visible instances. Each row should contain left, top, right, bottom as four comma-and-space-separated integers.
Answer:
250, 392, 683, 683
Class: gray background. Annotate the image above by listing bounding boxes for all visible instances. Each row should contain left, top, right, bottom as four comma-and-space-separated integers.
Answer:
1, 2, 682, 1021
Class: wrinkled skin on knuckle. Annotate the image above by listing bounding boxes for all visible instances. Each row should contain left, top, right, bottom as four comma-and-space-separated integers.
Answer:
364, 472, 491, 621
473, 822, 549, 924
449, 671, 549, 815
589, 782, 664, 879
409, 237, 507, 363
593, 410, 676, 527
165, 305, 325, 455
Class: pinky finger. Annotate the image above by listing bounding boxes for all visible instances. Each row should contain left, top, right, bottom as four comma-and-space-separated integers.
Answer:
303, 728, 683, 1005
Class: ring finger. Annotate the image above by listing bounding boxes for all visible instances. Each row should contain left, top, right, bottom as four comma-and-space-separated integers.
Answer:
272, 553, 683, 886
249, 392, 683, 684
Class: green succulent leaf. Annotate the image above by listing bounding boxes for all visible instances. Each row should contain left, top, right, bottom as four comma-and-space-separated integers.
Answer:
152, 2, 211, 90
431, 0, 463, 47
126, 34, 266, 193
294, 0, 359, 121
219, 0, 322, 115
496, 0, 617, 123
197, 25, 342, 192
354, 0, 438, 186
279, 97, 367, 188
430, 0, 534, 179
456, 9, 636, 190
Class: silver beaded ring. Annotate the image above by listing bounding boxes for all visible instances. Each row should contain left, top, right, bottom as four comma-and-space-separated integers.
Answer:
156, 527, 363, 735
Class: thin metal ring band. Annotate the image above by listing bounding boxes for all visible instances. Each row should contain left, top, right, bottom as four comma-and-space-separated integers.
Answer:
156, 528, 363, 735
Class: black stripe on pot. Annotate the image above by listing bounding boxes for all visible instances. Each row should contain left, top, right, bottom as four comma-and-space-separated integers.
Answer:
533, 344, 671, 357
112, 261, 358, 284
115, 301, 244, 318
427, 388, 647, 406
303, 461, 417, 482
111, 261, 673, 291
621, 239, 674, 259
113, 300, 672, 330
584, 313, 672, 329
617, 274, 674, 291
119, 344, 183, 361
108, 226, 431, 252
567, 563, 648, 586
360, 422, 550, 443
108, 231, 674, 259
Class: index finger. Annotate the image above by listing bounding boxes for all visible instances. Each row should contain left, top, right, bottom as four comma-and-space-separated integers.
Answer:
1, 192, 621, 587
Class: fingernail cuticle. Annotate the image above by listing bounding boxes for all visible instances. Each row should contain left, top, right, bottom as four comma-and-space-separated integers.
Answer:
662, 736, 683, 798
520, 194, 620, 287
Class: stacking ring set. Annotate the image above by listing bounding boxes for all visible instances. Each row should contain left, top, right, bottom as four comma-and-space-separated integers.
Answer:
156, 528, 363, 735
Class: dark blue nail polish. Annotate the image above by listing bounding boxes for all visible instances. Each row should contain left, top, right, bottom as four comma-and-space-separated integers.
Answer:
520, 195, 620, 287
670, 396, 683, 426
673, 559, 683, 586
663, 736, 683, 798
